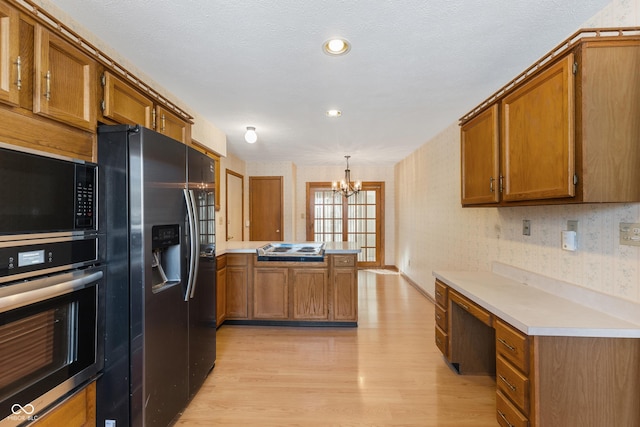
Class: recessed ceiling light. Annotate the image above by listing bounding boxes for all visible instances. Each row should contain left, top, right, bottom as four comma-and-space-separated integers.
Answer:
323, 38, 350, 56
326, 109, 342, 118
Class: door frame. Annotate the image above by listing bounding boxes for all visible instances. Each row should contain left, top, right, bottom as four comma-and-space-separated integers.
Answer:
225, 169, 244, 241
305, 181, 385, 268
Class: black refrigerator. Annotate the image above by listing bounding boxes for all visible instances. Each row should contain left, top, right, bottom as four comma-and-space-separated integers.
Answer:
97, 124, 216, 427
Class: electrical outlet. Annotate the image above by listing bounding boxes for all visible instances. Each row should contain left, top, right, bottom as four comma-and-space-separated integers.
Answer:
620, 222, 640, 246
522, 220, 531, 236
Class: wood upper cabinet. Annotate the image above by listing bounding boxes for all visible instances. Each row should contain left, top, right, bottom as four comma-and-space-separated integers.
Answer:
155, 105, 191, 143
501, 54, 575, 202
0, 2, 20, 107
460, 104, 499, 205
100, 70, 153, 127
461, 32, 640, 206
34, 25, 96, 131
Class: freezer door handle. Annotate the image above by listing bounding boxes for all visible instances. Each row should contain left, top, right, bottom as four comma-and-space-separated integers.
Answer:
183, 189, 200, 301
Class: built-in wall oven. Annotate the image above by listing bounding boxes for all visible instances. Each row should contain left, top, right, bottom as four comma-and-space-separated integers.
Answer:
0, 143, 104, 426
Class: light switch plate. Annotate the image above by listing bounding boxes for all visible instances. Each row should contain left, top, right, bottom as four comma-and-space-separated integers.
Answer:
620, 222, 640, 246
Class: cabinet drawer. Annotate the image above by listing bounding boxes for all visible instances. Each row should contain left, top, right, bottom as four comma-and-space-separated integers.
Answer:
449, 289, 492, 326
496, 390, 529, 427
435, 304, 447, 331
434, 280, 448, 308
495, 318, 530, 374
435, 325, 448, 357
333, 255, 355, 267
496, 355, 530, 415
227, 253, 249, 266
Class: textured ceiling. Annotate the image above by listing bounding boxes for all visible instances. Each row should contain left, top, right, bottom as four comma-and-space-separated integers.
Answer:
45, 0, 609, 166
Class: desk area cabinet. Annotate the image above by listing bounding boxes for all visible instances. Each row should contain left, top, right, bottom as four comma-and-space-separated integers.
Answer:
433, 274, 640, 427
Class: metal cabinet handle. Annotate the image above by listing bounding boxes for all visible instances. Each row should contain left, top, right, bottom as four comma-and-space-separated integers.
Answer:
161, 114, 166, 132
436, 291, 442, 298
458, 301, 470, 311
152, 109, 157, 129
498, 338, 516, 352
490, 177, 495, 193
435, 313, 441, 321
497, 410, 515, 427
499, 175, 504, 193
44, 70, 51, 100
16, 56, 22, 90
498, 374, 517, 392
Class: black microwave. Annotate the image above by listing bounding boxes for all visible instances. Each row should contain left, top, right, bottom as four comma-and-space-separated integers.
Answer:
0, 143, 97, 239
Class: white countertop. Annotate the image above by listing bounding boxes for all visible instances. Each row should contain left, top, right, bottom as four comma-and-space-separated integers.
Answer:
433, 270, 640, 338
219, 241, 360, 255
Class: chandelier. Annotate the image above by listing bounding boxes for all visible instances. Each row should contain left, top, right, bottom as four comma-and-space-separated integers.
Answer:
332, 155, 362, 198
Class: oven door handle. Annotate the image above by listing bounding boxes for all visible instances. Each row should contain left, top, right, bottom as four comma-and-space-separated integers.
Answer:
0, 270, 103, 313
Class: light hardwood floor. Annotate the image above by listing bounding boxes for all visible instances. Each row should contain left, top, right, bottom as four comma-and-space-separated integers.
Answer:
177, 271, 497, 426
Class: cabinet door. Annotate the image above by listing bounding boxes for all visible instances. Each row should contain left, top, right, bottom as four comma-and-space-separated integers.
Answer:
253, 268, 288, 319
33, 382, 96, 427
0, 3, 20, 107
226, 266, 248, 318
34, 25, 96, 131
102, 71, 153, 127
333, 268, 357, 321
292, 268, 328, 320
156, 105, 190, 143
216, 265, 227, 326
461, 104, 500, 205
501, 54, 575, 201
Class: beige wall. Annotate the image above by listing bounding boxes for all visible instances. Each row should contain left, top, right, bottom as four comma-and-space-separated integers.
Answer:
395, 0, 640, 303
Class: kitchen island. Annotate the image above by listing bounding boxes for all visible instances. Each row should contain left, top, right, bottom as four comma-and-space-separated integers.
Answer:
216, 242, 360, 326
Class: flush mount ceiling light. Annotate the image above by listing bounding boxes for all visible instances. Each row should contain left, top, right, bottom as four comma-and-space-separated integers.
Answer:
244, 126, 257, 144
323, 37, 351, 56
326, 109, 342, 118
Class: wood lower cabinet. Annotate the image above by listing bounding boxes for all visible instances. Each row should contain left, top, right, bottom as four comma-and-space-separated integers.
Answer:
332, 255, 357, 321
292, 268, 328, 320
434, 280, 449, 357
436, 280, 640, 426
461, 30, 640, 206
216, 254, 227, 326
32, 382, 96, 427
226, 254, 249, 319
220, 252, 357, 325
253, 267, 289, 319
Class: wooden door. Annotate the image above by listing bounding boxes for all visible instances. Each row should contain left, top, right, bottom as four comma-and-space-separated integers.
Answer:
34, 25, 96, 131
101, 71, 153, 127
0, 3, 20, 107
226, 169, 244, 241
249, 176, 283, 241
461, 104, 500, 205
501, 54, 575, 201
156, 105, 190, 143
